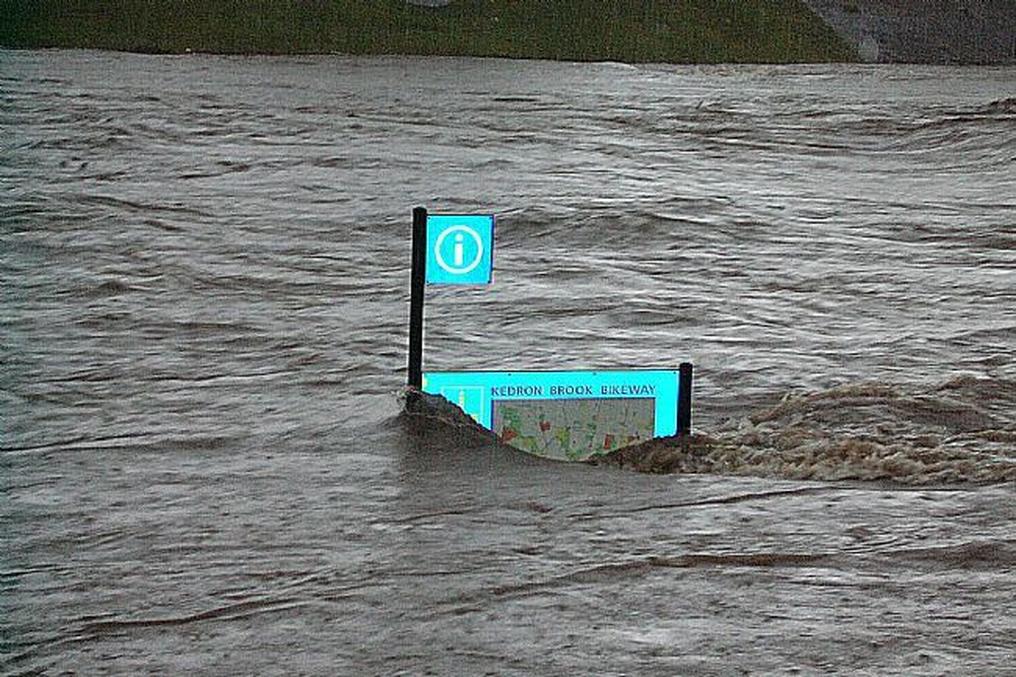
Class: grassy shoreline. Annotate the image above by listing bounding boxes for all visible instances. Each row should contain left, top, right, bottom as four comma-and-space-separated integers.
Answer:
0, 0, 857, 63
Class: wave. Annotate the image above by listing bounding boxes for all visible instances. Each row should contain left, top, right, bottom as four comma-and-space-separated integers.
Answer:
985, 97, 1016, 114
402, 377, 1016, 485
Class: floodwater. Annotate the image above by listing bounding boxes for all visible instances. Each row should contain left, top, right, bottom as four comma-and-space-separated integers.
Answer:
2, 50, 1015, 674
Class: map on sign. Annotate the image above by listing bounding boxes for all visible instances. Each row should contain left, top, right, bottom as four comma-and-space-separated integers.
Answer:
493, 398, 655, 461
422, 370, 681, 459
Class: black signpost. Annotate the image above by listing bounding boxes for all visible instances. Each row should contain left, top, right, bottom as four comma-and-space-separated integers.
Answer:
407, 206, 427, 390
678, 361, 693, 434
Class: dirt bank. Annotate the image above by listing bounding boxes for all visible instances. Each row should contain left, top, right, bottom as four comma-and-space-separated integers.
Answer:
0, 0, 854, 63
803, 0, 1016, 64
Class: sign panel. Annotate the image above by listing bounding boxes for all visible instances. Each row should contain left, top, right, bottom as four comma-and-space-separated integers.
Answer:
425, 214, 494, 285
422, 370, 681, 460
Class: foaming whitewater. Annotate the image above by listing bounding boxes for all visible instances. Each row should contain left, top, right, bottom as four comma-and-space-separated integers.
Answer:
404, 377, 1016, 485
3, 51, 1015, 675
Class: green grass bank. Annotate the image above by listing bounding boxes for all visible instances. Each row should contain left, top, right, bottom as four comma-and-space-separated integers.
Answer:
0, 0, 857, 63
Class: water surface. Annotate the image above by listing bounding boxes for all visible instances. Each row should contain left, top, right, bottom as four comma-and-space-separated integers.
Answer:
2, 51, 1015, 674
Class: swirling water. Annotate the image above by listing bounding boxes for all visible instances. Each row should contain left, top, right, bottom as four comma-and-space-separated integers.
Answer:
2, 50, 1015, 674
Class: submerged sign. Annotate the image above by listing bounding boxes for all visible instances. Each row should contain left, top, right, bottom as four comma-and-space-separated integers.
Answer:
422, 370, 683, 460
425, 214, 494, 285
407, 206, 694, 461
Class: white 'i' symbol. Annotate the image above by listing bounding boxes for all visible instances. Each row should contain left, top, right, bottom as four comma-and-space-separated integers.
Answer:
453, 233, 465, 267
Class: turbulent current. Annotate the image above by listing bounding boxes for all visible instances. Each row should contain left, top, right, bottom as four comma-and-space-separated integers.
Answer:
2, 51, 1015, 674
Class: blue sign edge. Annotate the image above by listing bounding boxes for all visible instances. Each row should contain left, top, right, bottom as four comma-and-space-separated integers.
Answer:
422, 368, 681, 440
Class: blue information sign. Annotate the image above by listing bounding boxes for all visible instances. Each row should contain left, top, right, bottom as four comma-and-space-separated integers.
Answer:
425, 214, 494, 285
422, 370, 682, 458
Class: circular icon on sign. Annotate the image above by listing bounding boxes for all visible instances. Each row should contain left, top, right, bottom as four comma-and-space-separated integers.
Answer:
434, 225, 484, 275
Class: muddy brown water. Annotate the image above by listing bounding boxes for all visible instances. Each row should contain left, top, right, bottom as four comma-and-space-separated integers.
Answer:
2, 51, 1015, 674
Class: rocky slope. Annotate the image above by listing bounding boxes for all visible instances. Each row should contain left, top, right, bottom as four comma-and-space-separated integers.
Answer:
803, 0, 1016, 64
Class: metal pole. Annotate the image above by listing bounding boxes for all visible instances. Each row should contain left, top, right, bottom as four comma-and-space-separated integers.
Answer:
678, 362, 693, 435
407, 206, 427, 388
